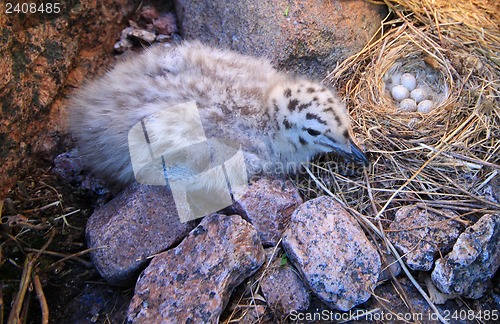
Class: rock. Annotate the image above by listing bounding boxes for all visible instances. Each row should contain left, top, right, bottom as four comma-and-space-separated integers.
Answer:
53, 149, 109, 194
378, 252, 402, 282
52, 149, 85, 183
387, 206, 463, 271
114, 7, 179, 53
482, 174, 499, 204
127, 28, 157, 44
422, 273, 459, 305
86, 182, 195, 285
31, 132, 61, 162
155, 34, 172, 43
259, 249, 310, 315
114, 37, 134, 53
58, 284, 131, 324
431, 214, 500, 299
174, 0, 386, 77
80, 175, 109, 196
230, 178, 302, 245
127, 214, 265, 323
153, 13, 178, 35
0, 0, 136, 200
139, 5, 160, 22
282, 196, 381, 311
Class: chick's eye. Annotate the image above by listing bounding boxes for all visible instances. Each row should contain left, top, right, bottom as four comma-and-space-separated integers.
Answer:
306, 128, 321, 136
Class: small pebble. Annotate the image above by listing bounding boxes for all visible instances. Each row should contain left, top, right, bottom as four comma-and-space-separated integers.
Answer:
417, 100, 434, 113
400, 98, 417, 112
401, 73, 417, 91
391, 85, 410, 101
114, 38, 133, 53
128, 29, 156, 44
410, 88, 427, 103
153, 13, 178, 35
140, 5, 159, 22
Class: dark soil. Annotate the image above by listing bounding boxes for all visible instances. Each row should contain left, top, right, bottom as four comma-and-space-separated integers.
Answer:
0, 171, 133, 323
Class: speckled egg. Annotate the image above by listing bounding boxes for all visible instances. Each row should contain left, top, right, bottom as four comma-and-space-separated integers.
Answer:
401, 73, 417, 91
391, 85, 410, 101
399, 98, 417, 112
417, 100, 434, 113
410, 88, 427, 103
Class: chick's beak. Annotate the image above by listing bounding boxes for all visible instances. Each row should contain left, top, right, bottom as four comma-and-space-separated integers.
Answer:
348, 140, 370, 167
316, 135, 370, 167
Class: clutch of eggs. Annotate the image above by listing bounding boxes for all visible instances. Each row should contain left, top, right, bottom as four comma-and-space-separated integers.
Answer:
387, 72, 435, 113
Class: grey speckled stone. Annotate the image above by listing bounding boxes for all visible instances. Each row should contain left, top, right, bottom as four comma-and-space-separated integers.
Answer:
432, 214, 500, 299
174, 0, 386, 78
387, 206, 463, 271
127, 214, 265, 323
231, 178, 302, 246
52, 149, 84, 183
282, 196, 381, 311
86, 182, 195, 285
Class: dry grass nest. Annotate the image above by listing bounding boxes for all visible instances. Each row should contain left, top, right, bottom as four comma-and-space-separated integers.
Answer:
302, 0, 500, 221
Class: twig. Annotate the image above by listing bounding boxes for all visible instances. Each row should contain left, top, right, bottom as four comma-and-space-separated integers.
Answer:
414, 203, 471, 226
6, 228, 55, 324
22, 201, 61, 214
24, 248, 93, 268
43, 247, 102, 272
435, 169, 500, 209
7, 254, 36, 324
53, 209, 81, 221
420, 143, 500, 170
32, 274, 49, 324
364, 169, 417, 317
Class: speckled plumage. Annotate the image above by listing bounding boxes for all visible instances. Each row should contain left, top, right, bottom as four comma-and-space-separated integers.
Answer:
68, 41, 366, 189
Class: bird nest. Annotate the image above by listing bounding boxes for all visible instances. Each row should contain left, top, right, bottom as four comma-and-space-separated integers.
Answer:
302, 0, 500, 221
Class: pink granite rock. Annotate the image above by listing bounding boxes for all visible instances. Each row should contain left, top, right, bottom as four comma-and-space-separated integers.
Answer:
0, 0, 136, 200
127, 213, 265, 323
260, 251, 310, 315
432, 214, 500, 299
174, 0, 386, 77
153, 13, 178, 35
282, 196, 381, 311
86, 182, 195, 285
231, 178, 302, 245
387, 206, 463, 271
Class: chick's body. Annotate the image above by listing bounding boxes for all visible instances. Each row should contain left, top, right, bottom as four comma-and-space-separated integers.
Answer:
69, 42, 364, 189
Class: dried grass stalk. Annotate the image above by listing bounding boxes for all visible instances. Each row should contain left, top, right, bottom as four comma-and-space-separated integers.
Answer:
375, 0, 500, 67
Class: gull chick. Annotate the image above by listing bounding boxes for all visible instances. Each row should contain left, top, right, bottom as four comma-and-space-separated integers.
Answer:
68, 41, 368, 189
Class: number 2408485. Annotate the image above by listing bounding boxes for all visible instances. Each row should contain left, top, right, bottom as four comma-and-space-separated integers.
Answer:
5, 3, 61, 14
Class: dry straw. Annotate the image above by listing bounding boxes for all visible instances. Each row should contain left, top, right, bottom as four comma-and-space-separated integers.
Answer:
308, 0, 500, 220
